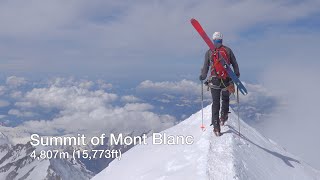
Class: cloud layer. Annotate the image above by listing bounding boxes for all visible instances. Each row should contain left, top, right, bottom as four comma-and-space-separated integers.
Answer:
0, 77, 176, 137
260, 64, 320, 170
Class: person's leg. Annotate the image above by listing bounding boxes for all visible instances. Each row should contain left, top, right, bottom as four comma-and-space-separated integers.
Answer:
211, 88, 221, 130
221, 89, 230, 115
220, 89, 230, 125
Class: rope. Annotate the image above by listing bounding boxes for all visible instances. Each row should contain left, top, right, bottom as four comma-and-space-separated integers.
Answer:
220, 78, 227, 88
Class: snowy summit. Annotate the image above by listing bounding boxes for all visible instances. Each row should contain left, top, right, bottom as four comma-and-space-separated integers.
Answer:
93, 105, 320, 180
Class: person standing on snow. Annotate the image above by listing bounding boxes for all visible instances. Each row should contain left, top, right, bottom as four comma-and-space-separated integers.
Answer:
199, 32, 240, 136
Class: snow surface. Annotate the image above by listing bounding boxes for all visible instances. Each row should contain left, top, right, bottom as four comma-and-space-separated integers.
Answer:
0, 132, 9, 146
15, 159, 50, 180
92, 105, 320, 180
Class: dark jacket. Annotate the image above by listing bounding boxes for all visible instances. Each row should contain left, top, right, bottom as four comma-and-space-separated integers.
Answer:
200, 45, 240, 79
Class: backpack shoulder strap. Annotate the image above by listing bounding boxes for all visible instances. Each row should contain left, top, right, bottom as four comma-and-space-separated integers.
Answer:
220, 46, 230, 64
208, 49, 214, 63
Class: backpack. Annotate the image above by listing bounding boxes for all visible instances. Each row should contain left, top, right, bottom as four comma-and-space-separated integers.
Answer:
210, 46, 230, 79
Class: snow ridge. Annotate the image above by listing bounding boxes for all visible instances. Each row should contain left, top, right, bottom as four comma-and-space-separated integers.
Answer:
92, 105, 320, 180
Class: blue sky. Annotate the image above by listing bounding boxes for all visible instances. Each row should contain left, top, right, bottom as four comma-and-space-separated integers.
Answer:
1, 0, 320, 169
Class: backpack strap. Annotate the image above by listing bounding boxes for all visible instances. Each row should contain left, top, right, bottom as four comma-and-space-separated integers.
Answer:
219, 46, 231, 64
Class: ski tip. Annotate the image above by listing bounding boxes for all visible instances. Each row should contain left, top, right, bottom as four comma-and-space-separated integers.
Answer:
190, 18, 198, 24
241, 89, 248, 96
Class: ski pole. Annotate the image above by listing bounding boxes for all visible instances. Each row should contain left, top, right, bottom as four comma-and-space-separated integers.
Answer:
237, 87, 241, 138
200, 80, 205, 131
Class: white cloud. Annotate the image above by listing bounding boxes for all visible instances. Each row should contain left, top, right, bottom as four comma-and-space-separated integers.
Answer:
155, 99, 171, 103
78, 81, 94, 89
9, 91, 23, 99
137, 79, 282, 124
97, 80, 113, 90
0, 0, 319, 75
6, 76, 27, 87
3, 78, 176, 136
21, 86, 117, 111
20, 104, 175, 136
121, 95, 141, 103
0, 0, 83, 36
137, 80, 213, 105
233, 83, 279, 107
260, 64, 320, 170
1, 0, 318, 38
8, 109, 35, 118
229, 83, 283, 123
124, 103, 153, 111
0, 86, 6, 95
138, 79, 200, 95
14, 101, 33, 108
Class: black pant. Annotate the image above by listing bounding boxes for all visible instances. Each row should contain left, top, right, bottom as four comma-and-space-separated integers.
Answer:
210, 78, 230, 129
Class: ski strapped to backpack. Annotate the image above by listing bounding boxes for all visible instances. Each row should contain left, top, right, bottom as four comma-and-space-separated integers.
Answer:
190, 18, 248, 95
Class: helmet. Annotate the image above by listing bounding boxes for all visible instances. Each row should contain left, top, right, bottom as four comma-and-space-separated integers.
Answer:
212, 32, 223, 40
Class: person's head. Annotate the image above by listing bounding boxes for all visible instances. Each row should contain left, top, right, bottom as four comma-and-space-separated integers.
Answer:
212, 32, 223, 48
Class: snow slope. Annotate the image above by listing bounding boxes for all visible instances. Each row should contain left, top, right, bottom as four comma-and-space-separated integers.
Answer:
92, 105, 320, 180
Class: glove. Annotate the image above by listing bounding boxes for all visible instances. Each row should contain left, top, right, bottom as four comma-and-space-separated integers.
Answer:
236, 72, 240, 78
199, 75, 206, 81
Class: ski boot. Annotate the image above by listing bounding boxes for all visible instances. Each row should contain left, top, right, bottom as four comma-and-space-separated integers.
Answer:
220, 113, 229, 126
213, 127, 221, 137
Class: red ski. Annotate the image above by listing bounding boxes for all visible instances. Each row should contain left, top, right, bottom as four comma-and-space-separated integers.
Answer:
191, 18, 215, 50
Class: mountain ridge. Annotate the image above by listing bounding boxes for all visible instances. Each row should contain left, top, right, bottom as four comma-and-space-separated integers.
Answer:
92, 105, 320, 180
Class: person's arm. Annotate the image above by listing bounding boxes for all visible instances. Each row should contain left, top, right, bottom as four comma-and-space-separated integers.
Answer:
229, 49, 240, 77
200, 50, 210, 80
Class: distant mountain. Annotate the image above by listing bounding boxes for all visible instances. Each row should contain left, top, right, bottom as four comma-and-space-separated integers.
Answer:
0, 137, 93, 180
0, 129, 139, 180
